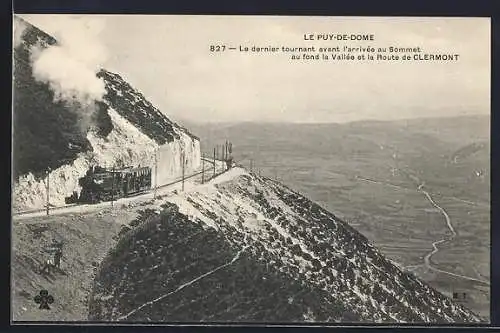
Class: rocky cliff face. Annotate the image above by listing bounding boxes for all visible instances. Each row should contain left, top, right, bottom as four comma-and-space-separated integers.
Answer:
12, 16, 200, 211
89, 168, 480, 323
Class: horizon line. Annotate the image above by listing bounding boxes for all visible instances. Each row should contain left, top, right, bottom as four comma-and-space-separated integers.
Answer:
177, 113, 490, 126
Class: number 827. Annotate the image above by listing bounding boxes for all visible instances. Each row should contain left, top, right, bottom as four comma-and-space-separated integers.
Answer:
210, 45, 226, 52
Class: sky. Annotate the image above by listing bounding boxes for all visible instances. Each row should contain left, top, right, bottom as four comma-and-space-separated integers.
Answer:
18, 15, 490, 124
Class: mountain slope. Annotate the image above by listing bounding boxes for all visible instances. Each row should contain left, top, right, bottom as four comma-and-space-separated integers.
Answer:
89, 168, 480, 323
97, 70, 198, 145
12, 16, 201, 211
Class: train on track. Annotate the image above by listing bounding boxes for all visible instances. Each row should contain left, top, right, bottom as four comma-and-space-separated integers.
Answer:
66, 165, 152, 204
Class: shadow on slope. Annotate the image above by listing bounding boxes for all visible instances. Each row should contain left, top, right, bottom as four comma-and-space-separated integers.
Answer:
89, 204, 352, 323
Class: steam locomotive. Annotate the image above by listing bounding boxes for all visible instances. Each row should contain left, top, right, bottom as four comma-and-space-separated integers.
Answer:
69, 165, 152, 204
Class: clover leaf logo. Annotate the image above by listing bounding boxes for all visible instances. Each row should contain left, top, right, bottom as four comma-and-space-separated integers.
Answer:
34, 289, 54, 310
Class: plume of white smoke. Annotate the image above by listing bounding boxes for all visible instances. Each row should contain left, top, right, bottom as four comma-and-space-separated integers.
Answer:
31, 46, 106, 103
27, 15, 108, 133
13, 16, 28, 48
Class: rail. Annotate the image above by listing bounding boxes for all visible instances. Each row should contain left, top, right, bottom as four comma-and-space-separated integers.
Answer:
12, 158, 228, 217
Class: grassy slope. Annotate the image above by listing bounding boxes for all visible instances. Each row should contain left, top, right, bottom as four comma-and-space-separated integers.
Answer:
11, 207, 134, 321
89, 204, 349, 323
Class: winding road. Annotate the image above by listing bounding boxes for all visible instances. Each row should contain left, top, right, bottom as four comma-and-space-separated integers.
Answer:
418, 185, 490, 286
356, 175, 489, 286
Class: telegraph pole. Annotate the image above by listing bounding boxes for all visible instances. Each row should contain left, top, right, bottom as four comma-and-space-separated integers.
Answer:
228, 141, 233, 170
154, 148, 158, 199
201, 153, 205, 184
213, 147, 216, 177
225, 140, 229, 161
181, 150, 185, 191
250, 159, 253, 173
111, 166, 115, 207
46, 168, 50, 216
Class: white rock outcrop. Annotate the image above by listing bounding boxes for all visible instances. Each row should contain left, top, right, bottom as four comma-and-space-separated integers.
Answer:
13, 108, 201, 211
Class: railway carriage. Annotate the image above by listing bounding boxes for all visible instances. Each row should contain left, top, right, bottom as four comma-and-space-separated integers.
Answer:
77, 165, 152, 204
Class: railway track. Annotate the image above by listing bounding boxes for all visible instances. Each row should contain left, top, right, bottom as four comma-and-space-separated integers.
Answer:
12, 158, 227, 219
